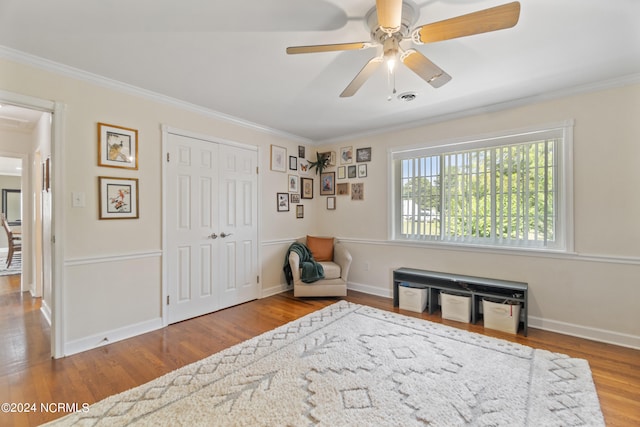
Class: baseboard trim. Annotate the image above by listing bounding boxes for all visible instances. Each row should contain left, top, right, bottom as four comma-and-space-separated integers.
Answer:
261, 283, 292, 298
64, 318, 163, 357
40, 299, 52, 326
347, 281, 391, 298
528, 316, 640, 350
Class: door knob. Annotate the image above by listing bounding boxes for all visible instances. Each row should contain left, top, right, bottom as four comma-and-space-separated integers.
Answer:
209, 233, 218, 239
220, 232, 233, 238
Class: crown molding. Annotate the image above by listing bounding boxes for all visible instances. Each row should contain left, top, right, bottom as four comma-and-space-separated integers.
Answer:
0, 46, 312, 144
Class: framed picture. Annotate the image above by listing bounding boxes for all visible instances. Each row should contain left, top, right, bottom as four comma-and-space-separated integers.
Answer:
320, 172, 335, 196
99, 176, 139, 219
356, 147, 372, 162
98, 123, 138, 170
298, 145, 306, 159
320, 151, 336, 166
301, 178, 314, 199
351, 183, 364, 201
337, 166, 346, 179
348, 165, 357, 178
340, 146, 353, 164
288, 174, 299, 193
327, 197, 336, 210
298, 158, 311, 176
290, 193, 300, 203
44, 158, 50, 192
358, 164, 368, 178
337, 183, 349, 195
277, 192, 289, 212
270, 145, 287, 172
289, 156, 297, 170
296, 205, 304, 219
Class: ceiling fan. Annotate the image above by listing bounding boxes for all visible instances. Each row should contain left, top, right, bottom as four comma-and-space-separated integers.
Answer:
286, 0, 521, 98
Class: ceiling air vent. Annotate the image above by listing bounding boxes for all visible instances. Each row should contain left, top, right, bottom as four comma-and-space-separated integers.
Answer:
398, 92, 417, 102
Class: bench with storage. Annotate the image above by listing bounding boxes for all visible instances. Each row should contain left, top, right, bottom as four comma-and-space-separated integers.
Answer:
393, 267, 529, 336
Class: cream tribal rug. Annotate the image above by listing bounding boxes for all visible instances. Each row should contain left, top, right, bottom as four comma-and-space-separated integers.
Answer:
46, 301, 604, 426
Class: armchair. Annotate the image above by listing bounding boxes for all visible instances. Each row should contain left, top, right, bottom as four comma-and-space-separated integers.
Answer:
289, 236, 352, 297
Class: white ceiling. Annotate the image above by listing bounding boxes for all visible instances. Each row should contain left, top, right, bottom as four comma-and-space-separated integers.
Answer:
0, 0, 639, 143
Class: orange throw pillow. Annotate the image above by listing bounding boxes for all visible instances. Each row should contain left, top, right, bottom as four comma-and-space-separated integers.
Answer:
306, 236, 334, 262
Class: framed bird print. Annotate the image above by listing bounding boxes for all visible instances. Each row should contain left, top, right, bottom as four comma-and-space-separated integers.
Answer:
98, 123, 138, 170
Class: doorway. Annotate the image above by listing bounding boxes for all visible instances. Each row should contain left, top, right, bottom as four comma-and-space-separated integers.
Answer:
0, 97, 56, 358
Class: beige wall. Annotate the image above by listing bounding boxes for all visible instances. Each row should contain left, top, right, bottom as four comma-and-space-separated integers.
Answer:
1, 56, 638, 353
314, 83, 640, 348
1, 57, 318, 354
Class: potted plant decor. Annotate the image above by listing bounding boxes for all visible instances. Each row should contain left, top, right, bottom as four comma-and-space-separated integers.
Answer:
308, 152, 330, 175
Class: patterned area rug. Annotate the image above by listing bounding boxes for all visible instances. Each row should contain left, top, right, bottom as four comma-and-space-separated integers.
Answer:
46, 301, 604, 426
0, 253, 21, 276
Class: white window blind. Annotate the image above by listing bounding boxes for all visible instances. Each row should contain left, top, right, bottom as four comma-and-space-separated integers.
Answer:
392, 123, 572, 250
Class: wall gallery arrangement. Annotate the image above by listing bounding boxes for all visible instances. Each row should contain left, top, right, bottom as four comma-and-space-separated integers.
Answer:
97, 122, 140, 220
270, 144, 370, 215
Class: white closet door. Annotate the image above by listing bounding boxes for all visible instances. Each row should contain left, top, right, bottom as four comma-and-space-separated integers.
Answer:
165, 133, 258, 324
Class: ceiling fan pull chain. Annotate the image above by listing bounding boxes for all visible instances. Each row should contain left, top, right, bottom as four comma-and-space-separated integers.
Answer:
387, 65, 397, 101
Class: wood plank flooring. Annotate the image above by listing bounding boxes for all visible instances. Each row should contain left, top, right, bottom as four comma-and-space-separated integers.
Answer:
0, 275, 638, 426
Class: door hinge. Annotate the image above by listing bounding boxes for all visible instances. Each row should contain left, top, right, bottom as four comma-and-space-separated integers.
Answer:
257, 275, 260, 284
166, 152, 170, 162
256, 166, 259, 174
166, 295, 170, 305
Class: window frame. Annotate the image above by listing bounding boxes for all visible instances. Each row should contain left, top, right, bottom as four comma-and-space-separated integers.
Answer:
389, 121, 574, 253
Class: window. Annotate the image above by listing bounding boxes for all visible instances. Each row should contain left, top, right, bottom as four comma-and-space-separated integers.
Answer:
391, 123, 573, 251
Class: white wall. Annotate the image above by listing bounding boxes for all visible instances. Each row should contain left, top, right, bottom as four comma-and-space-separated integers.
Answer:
313, 83, 640, 348
2, 55, 638, 353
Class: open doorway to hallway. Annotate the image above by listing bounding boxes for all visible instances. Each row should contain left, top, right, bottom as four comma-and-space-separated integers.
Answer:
0, 102, 52, 362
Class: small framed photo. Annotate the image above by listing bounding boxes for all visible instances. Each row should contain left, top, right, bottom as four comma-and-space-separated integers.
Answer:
348, 165, 357, 178
337, 166, 346, 180
99, 176, 139, 219
288, 174, 299, 193
320, 172, 335, 196
296, 204, 304, 219
351, 183, 364, 201
298, 158, 311, 176
277, 192, 289, 211
356, 147, 372, 162
270, 145, 287, 172
340, 146, 353, 164
301, 178, 314, 199
320, 151, 336, 166
337, 183, 349, 195
44, 158, 50, 192
298, 145, 306, 159
327, 197, 336, 210
358, 164, 367, 178
290, 193, 300, 203
98, 123, 138, 170
289, 156, 297, 170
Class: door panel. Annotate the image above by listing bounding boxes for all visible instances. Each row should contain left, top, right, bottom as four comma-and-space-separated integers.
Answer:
166, 134, 220, 324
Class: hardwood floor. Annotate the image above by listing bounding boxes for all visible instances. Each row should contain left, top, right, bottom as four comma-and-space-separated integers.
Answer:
0, 275, 638, 426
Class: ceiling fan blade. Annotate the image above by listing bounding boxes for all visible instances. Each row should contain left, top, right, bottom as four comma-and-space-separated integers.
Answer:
286, 42, 373, 55
413, 1, 521, 44
340, 57, 384, 97
376, 0, 403, 32
401, 49, 451, 88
